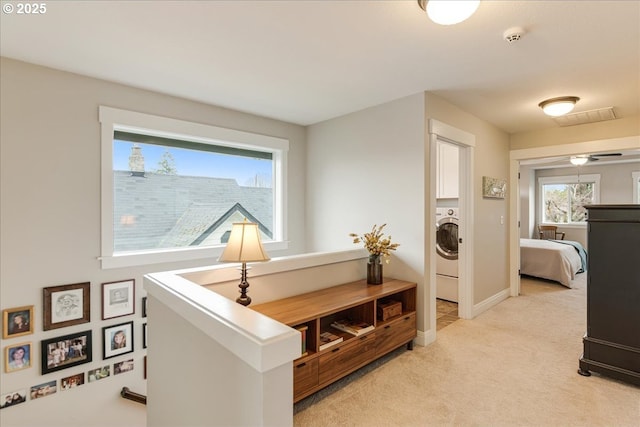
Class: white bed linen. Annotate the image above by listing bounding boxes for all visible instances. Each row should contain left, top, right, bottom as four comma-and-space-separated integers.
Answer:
520, 238, 583, 288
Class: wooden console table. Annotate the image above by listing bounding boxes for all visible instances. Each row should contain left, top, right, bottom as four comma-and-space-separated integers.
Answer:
252, 278, 417, 402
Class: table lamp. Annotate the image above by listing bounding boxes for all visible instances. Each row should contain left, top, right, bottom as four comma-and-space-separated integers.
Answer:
218, 220, 270, 306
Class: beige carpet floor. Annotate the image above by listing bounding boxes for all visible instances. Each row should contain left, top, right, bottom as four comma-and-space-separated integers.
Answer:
294, 274, 640, 426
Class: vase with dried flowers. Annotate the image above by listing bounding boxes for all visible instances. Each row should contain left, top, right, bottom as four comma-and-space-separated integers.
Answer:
349, 224, 400, 285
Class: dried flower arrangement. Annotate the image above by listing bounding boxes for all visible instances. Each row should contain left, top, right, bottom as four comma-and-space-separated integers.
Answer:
349, 224, 400, 264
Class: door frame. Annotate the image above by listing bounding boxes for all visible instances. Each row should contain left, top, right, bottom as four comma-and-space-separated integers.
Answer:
508, 135, 640, 296
429, 119, 476, 324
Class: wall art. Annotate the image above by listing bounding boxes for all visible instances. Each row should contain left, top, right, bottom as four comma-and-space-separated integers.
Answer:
3, 305, 34, 339
30, 380, 57, 400
87, 365, 110, 382
482, 176, 506, 199
43, 282, 90, 331
4, 342, 32, 373
102, 279, 135, 320
0, 389, 27, 409
102, 321, 134, 359
41, 330, 92, 375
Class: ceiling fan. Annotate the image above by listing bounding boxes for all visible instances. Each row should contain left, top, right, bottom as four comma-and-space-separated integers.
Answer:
587, 153, 622, 161
570, 152, 622, 165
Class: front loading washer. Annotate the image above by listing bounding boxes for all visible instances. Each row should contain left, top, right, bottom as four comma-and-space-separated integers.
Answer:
436, 208, 459, 302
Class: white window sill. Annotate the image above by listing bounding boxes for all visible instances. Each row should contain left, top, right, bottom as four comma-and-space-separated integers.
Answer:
100, 241, 289, 269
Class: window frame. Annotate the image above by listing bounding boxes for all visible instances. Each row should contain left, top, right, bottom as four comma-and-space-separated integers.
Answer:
538, 174, 600, 228
99, 106, 288, 269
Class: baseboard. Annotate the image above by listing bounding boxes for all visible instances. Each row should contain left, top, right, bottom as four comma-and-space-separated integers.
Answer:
415, 328, 435, 347
472, 287, 510, 318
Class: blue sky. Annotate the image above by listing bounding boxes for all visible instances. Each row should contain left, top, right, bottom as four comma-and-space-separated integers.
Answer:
113, 141, 272, 186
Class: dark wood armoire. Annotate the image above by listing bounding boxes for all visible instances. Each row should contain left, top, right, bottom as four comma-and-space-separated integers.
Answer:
578, 204, 640, 386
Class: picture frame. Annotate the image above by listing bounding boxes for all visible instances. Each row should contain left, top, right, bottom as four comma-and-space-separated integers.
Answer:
102, 279, 135, 320
60, 372, 85, 390
4, 342, 32, 373
41, 330, 92, 375
114, 358, 134, 375
43, 282, 90, 331
1, 389, 27, 409
142, 296, 147, 318
30, 380, 57, 400
87, 365, 110, 383
102, 321, 134, 359
482, 176, 507, 199
142, 323, 147, 349
3, 305, 34, 338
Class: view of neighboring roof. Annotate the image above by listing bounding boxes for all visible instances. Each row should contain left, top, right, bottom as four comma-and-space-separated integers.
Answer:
113, 171, 272, 252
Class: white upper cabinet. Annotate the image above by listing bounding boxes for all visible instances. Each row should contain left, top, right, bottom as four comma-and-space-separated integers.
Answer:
436, 140, 459, 199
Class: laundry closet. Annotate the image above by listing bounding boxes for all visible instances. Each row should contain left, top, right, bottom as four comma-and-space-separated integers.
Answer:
435, 140, 460, 303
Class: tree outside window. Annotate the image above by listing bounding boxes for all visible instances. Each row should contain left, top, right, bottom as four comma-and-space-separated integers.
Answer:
539, 175, 600, 224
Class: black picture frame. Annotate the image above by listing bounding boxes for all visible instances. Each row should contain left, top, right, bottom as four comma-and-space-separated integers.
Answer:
142, 323, 147, 349
41, 330, 92, 375
102, 321, 134, 359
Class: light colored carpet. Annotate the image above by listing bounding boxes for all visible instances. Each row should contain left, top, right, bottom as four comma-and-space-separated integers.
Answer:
294, 274, 640, 426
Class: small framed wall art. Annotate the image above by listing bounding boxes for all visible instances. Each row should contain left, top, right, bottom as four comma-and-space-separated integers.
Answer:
3, 305, 34, 338
103, 321, 134, 359
0, 389, 27, 409
142, 323, 147, 349
102, 279, 135, 320
43, 282, 91, 331
482, 176, 506, 199
4, 342, 32, 373
41, 330, 92, 375
142, 296, 147, 318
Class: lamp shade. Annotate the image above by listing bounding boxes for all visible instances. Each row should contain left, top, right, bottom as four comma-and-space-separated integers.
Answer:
570, 156, 589, 166
538, 96, 580, 117
219, 222, 270, 263
421, 0, 480, 25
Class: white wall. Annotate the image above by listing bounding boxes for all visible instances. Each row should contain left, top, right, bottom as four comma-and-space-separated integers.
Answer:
305, 91, 512, 332
0, 57, 307, 427
306, 93, 428, 330
424, 93, 511, 304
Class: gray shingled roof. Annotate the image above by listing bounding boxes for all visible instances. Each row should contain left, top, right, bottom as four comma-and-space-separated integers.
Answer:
113, 171, 272, 252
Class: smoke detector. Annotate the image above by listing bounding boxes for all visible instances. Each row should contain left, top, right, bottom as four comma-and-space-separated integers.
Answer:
503, 26, 525, 43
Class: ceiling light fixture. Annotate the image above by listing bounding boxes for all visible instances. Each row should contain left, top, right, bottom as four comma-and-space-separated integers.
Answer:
538, 96, 580, 117
417, 0, 480, 26
570, 156, 589, 166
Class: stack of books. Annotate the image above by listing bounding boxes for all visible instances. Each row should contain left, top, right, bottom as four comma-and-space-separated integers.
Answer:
319, 331, 343, 351
296, 325, 308, 357
331, 319, 375, 336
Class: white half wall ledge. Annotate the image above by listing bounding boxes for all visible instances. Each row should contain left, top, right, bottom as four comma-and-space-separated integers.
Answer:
144, 270, 300, 373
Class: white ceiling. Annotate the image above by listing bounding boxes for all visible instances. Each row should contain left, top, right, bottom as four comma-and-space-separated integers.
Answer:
1, 1, 639, 134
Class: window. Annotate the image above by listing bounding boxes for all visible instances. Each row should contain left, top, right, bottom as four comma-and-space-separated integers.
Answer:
99, 106, 288, 268
633, 171, 640, 204
539, 174, 600, 225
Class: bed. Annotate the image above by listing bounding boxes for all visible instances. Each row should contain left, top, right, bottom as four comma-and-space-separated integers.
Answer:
520, 238, 587, 288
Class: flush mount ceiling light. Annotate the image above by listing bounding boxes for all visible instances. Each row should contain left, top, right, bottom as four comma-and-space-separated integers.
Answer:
570, 155, 589, 166
538, 96, 580, 117
417, 0, 480, 25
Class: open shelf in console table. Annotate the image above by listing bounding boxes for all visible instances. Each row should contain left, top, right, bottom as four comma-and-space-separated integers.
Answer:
251, 278, 417, 402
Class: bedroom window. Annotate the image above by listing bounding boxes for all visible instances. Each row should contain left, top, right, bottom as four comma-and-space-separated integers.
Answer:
99, 106, 288, 269
539, 174, 600, 225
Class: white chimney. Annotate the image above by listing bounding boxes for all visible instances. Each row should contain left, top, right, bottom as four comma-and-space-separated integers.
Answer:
128, 144, 145, 177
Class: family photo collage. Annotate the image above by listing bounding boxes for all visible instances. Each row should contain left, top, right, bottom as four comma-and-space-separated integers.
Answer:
1, 279, 147, 409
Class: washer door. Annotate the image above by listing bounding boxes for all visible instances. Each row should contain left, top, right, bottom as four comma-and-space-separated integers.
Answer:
436, 217, 459, 260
